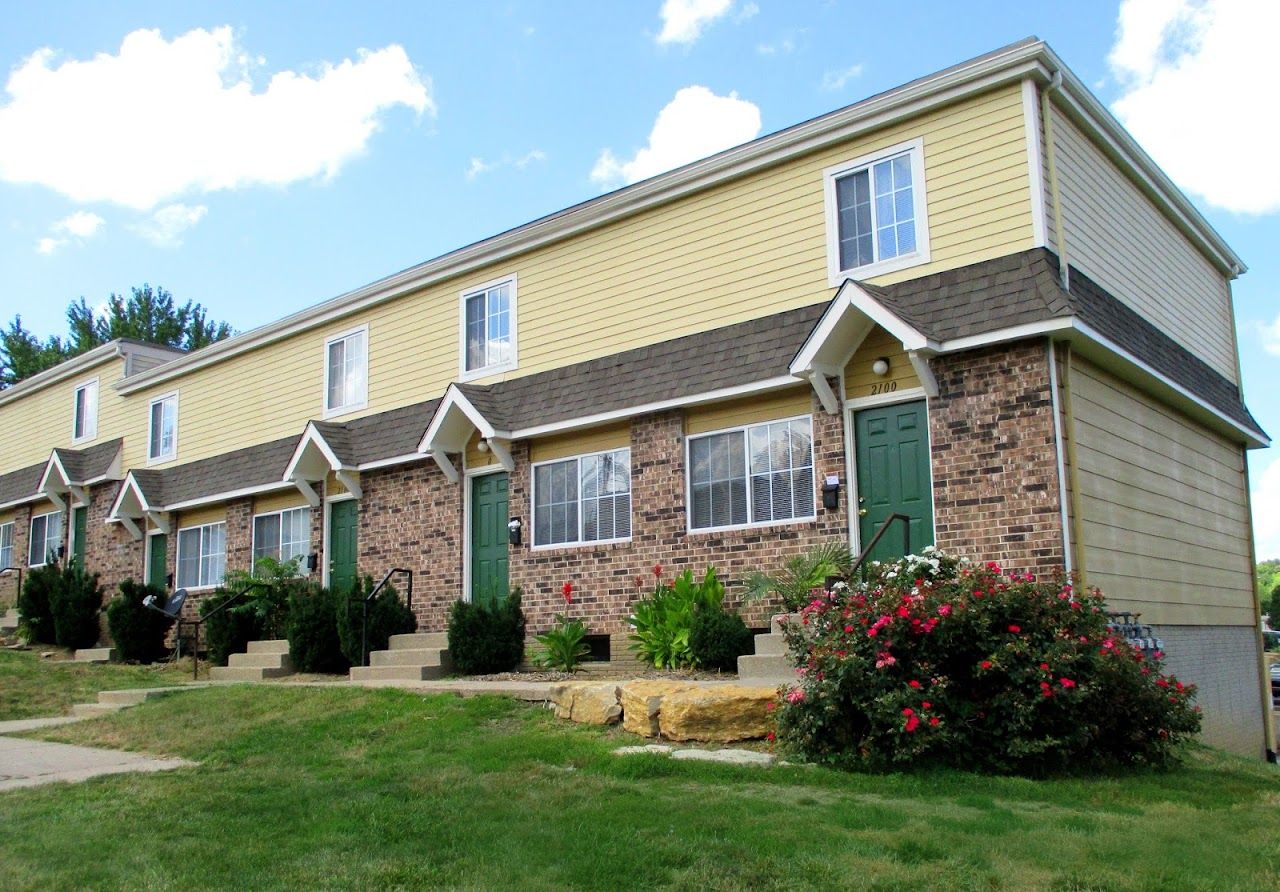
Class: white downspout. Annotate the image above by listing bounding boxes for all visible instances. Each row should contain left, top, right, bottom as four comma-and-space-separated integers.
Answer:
1047, 339, 1072, 576
1041, 70, 1069, 292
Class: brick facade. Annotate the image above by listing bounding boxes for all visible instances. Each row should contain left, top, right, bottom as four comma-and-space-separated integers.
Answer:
85, 481, 144, 597
928, 340, 1066, 575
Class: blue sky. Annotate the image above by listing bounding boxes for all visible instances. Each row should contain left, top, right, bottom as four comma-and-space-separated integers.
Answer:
3, 1, 1278, 554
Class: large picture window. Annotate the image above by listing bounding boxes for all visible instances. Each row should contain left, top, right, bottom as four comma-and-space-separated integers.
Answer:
176, 522, 226, 589
533, 448, 631, 547
252, 507, 310, 568
461, 278, 516, 377
688, 417, 814, 531
28, 511, 63, 567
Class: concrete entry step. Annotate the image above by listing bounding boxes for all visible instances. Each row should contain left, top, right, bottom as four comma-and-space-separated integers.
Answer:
0, 608, 19, 632
370, 648, 451, 668
73, 647, 116, 663
208, 665, 294, 682
349, 664, 450, 682
752, 633, 787, 656
228, 651, 295, 671
246, 639, 291, 655
388, 632, 448, 650
736, 653, 793, 683
70, 703, 127, 718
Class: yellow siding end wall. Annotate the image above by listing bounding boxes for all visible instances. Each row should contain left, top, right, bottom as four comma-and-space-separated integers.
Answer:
0, 355, 129, 471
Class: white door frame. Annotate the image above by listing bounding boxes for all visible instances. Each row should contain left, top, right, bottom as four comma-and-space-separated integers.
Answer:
842, 383, 935, 557
462, 464, 508, 604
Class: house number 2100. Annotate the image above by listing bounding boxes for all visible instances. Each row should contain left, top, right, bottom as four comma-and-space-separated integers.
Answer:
870, 381, 898, 395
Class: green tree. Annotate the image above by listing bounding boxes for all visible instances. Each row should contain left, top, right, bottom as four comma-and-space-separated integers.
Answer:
1, 286, 232, 389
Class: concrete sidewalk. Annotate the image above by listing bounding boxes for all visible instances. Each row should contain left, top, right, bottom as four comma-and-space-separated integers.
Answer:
0, 732, 193, 791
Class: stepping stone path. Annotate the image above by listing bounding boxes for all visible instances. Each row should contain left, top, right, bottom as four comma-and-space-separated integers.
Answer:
612, 744, 776, 766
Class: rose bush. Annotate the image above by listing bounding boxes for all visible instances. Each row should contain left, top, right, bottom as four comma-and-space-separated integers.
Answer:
775, 548, 1201, 774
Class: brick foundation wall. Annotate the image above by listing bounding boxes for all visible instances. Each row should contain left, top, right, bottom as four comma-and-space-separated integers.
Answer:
928, 340, 1066, 575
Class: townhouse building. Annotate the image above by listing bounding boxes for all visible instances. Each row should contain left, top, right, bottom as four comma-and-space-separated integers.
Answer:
0, 39, 1269, 755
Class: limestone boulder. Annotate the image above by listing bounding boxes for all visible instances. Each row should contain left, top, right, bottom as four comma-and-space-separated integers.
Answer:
619, 681, 697, 737
658, 684, 778, 743
549, 682, 622, 725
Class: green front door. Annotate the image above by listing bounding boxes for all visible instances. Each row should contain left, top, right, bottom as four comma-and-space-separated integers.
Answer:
71, 505, 87, 566
328, 500, 359, 595
855, 400, 934, 563
470, 472, 509, 607
147, 533, 167, 588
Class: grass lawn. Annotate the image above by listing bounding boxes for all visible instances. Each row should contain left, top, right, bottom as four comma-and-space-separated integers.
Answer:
0, 649, 196, 720
1, 682, 1278, 890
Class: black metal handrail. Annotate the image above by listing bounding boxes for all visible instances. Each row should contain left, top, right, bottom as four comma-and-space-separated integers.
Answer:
147, 582, 269, 680
353, 568, 413, 667
851, 513, 912, 581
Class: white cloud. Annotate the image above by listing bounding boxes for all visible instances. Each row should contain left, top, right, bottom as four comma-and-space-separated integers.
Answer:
1252, 457, 1280, 559
591, 86, 761, 187
657, 0, 734, 45
129, 203, 208, 247
821, 63, 864, 92
35, 209, 105, 253
1253, 313, 1280, 356
1109, 0, 1280, 214
0, 27, 432, 210
735, 2, 759, 22
465, 149, 547, 181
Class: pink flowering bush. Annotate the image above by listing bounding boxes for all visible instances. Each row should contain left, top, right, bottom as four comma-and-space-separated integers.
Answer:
775, 549, 1201, 774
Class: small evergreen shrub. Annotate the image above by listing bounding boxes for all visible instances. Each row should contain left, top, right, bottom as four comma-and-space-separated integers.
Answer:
287, 585, 350, 674
17, 563, 60, 645
47, 562, 105, 649
106, 579, 172, 662
776, 549, 1202, 774
200, 596, 262, 666
628, 565, 725, 669
448, 588, 526, 674
337, 576, 418, 667
690, 607, 753, 672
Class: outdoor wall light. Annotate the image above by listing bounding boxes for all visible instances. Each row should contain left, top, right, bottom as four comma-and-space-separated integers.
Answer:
508, 517, 523, 546
822, 474, 841, 510
477, 440, 490, 453
871, 357, 891, 377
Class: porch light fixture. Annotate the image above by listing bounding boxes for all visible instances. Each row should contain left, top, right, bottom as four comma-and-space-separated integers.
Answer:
822, 474, 841, 510
871, 357, 890, 377
508, 517, 522, 546
476, 440, 489, 453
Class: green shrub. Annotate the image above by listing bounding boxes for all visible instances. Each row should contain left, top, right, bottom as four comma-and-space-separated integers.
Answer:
106, 579, 172, 662
533, 615, 590, 672
448, 589, 526, 674
776, 549, 1202, 774
744, 541, 853, 611
690, 607, 753, 672
46, 561, 104, 649
627, 566, 724, 669
200, 596, 262, 666
17, 563, 60, 645
337, 576, 418, 667
287, 585, 350, 674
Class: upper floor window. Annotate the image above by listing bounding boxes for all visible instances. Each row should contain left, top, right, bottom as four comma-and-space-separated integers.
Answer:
177, 521, 225, 589
28, 510, 63, 567
72, 378, 98, 443
148, 393, 178, 462
687, 416, 815, 532
460, 277, 516, 379
824, 139, 929, 284
533, 448, 631, 547
252, 507, 311, 569
0, 521, 13, 570
325, 327, 368, 417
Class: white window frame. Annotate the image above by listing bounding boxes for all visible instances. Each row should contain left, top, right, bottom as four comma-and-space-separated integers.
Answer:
28, 510, 63, 568
0, 521, 13, 570
531, 447, 632, 550
823, 137, 931, 287
147, 391, 179, 464
71, 377, 99, 444
458, 274, 518, 381
323, 325, 369, 418
175, 521, 226, 591
251, 506, 312, 572
685, 414, 817, 534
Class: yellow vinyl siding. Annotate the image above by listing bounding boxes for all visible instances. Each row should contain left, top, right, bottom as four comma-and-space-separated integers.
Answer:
177, 505, 226, 529
1069, 356, 1254, 625
684, 388, 812, 435
529, 423, 630, 464
1049, 105, 1238, 381
112, 83, 1033, 468
0, 356, 130, 471
843, 327, 921, 400
254, 490, 309, 515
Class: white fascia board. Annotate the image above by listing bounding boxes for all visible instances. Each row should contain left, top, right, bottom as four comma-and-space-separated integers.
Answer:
114, 44, 1055, 398
357, 453, 430, 472
161, 481, 296, 513
508, 375, 803, 441
935, 318, 1075, 353
417, 386, 499, 454
791, 282, 933, 376
0, 342, 122, 409
37, 452, 71, 494
0, 493, 42, 511
107, 473, 152, 520
282, 423, 351, 483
